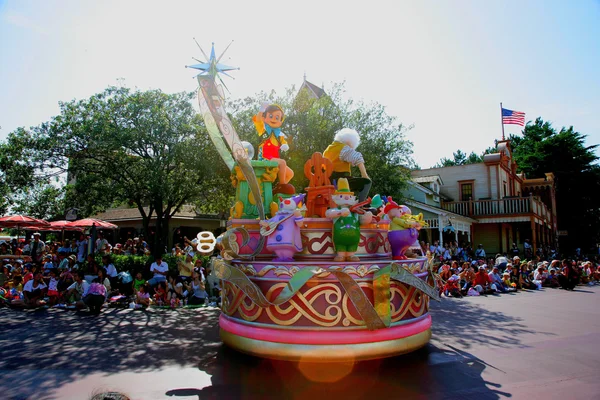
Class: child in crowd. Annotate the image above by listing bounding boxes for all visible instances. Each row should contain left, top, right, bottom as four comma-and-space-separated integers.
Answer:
153, 281, 168, 305
132, 272, 146, 292
136, 283, 150, 307
47, 269, 60, 306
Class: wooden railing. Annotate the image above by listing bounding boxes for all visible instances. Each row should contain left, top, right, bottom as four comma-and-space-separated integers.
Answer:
442, 196, 552, 223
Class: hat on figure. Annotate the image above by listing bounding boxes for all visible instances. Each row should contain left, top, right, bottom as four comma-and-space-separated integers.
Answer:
383, 197, 400, 214
334, 178, 354, 195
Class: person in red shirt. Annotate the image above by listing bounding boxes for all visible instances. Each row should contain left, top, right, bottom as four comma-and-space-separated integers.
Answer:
473, 266, 492, 294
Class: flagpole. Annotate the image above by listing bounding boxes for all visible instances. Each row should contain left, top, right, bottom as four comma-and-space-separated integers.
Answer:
500, 102, 505, 141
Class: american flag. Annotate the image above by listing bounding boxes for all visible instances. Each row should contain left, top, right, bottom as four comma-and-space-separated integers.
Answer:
502, 108, 525, 126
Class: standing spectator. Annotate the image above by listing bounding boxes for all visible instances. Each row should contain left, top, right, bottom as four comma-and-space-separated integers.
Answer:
148, 255, 168, 286
177, 252, 194, 282
511, 242, 520, 258
95, 232, 110, 255
188, 267, 207, 305
29, 233, 46, 265
475, 244, 486, 259
523, 239, 532, 259
76, 234, 88, 263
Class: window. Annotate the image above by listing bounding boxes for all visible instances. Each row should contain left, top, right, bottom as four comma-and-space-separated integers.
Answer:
503, 181, 507, 197
460, 183, 473, 201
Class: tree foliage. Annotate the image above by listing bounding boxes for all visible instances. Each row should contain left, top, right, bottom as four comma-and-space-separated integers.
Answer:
0, 87, 227, 255
434, 147, 497, 168
226, 82, 415, 198
509, 118, 600, 252
1, 82, 414, 253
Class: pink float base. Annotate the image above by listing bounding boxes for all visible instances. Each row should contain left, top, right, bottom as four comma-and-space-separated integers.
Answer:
220, 313, 432, 345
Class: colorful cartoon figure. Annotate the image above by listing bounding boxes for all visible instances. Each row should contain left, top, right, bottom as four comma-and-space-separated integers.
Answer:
384, 198, 428, 260
323, 128, 371, 202
325, 178, 373, 262
253, 104, 295, 194
259, 194, 305, 261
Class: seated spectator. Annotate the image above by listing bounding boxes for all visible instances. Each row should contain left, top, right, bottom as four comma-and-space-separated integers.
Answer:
136, 283, 150, 307
502, 272, 516, 291
85, 278, 107, 314
439, 264, 452, 281
0, 241, 12, 255
17, 271, 47, 308
546, 267, 560, 288
0, 264, 8, 287
520, 263, 538, 290
42, 254, 55, 275
154, 281, 168, 305
58, 264, 74, 292
459, 264, 476, 295
132, 271, 146, 293
66, 271, 90, 307
102, 255, 118, 286
473, 265, 493, 294
97, 268, 111, 295
442, 274, 462, 298
177, 252, 194, 282
22, 264, 34, 285
148, 255, 168, 286
558, 260, 578, 291
167, 273, 184, 302
47, 269, 60, 306
488, 266, 507, 293
188, 267, 207, 306
532, 265, 545, 289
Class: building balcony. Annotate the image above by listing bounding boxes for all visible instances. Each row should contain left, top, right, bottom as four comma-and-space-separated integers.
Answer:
441, 196, 553, 224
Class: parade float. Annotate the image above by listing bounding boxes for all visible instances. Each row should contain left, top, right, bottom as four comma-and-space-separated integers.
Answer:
188, 43, 440, 362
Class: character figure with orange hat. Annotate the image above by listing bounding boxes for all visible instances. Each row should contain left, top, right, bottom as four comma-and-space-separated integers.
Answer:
325, 178, 373, 262
384, 198, 428, 260
252, 103, 295, 194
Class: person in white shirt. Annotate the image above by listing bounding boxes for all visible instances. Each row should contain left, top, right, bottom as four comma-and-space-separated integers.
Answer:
148, 255, 169, 286
22, 271, 48, 308
95, 232, 110, 254
67, 271, 90, 308
102, 255, 118, 278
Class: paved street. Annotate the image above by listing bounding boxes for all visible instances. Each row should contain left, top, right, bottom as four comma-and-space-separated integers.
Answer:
1, 285, 599, 400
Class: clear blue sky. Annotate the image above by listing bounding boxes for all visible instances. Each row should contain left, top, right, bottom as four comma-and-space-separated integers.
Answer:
1, 0, 599, 168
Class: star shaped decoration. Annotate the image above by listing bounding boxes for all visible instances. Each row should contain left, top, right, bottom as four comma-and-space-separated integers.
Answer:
187, 39, 239, 90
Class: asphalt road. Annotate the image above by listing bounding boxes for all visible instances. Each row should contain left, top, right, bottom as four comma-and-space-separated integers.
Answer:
1, 285, 599, 400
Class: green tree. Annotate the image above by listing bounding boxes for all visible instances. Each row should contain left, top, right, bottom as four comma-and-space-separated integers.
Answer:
0, 87, 228, 256
510, 118, 600, 253
434, 147, 497, 167
226, 82, 414, 199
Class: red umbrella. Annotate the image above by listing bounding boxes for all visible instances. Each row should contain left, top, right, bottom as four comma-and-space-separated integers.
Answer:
0, 215, 50, 240
0, 215, 50, 229
65, 218, 118, 229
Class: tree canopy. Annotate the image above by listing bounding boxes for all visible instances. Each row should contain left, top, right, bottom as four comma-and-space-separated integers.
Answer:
226, 82, 415, 197
510, 117, 600, 252
433, 147, 497, 168
0, 82, 414, 253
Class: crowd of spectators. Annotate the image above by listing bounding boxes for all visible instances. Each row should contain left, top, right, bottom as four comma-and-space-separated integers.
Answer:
428, 241, 600, 297
0, 233, 221, 314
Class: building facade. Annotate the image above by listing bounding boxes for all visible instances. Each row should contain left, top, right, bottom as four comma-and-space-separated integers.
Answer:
410, 140, 557, 255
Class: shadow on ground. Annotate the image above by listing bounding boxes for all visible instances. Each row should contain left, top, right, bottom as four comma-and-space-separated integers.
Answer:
0, 294, 556, 399
0, 307, 221, 400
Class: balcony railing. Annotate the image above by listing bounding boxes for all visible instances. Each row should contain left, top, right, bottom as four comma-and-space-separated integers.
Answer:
442, 196, 552, 223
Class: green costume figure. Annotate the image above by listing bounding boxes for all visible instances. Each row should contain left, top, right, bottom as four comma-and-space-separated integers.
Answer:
325, 178, 373, 262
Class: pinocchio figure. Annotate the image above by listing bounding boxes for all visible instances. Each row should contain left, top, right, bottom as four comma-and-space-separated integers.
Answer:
253, 104, 295, 194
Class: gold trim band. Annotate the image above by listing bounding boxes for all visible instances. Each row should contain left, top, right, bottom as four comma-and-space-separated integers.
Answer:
220, 328, 431, 362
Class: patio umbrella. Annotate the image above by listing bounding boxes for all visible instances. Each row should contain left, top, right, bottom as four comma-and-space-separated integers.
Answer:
0, 215, 50, 240
64, 218, 118, 230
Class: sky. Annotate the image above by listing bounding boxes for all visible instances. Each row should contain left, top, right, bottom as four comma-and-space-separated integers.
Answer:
1, 0, 599, 168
